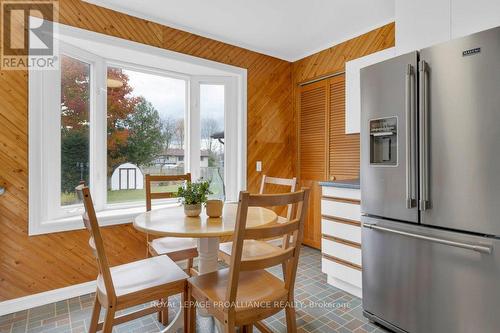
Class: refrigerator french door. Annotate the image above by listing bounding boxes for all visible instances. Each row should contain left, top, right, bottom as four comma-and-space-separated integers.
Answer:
360, 51, 418, 223
419, 26, 500, 235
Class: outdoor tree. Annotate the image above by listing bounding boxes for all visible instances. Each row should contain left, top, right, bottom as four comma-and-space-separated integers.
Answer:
61, 130, 89, 193
60, 55, 90, 193
106, 67, 140, 174
201, 117, 221, 153
60, 55, 90, 130
123, 97, 165, 167
60, 60, 139, 194
161, 115, 177, 153
174, 118, 185, 148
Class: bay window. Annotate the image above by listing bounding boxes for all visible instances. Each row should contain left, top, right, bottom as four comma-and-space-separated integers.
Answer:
29, 23, 246, 235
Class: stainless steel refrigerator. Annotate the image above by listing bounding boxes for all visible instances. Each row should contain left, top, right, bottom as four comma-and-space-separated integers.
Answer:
360, 26, 500, 333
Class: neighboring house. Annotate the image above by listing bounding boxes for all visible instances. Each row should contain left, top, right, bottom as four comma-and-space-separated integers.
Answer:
153, 148, 210, 168
110, 162, 144, 190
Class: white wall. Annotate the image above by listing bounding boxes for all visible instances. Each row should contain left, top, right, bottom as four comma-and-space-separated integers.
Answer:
451, 0, 500, 38
345, 47, 396, 134
396, 0, 451, 54
395, 0, 500, 54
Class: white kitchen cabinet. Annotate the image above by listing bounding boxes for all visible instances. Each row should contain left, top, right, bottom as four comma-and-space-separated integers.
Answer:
345, 47, 395, 134
451, 0, 500, 39
320, 183, 362, 298
396, 0, 500, 54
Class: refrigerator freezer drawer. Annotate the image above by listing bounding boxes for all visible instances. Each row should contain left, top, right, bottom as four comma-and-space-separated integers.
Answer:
362, 216, 500, 333
322, 218, 361, 244
322, 238, 362, 266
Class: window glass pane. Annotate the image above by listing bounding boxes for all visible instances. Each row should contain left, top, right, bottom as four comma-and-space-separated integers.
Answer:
200, 84, 225, 200
106, 67, 186, 204
60, 55, 90, 206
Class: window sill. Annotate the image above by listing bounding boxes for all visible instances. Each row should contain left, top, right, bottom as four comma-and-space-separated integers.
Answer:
29, 202, 181, 236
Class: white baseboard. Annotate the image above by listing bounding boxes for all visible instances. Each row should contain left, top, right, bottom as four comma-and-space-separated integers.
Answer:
327, 275, 362, 299
0, 280, 96, 316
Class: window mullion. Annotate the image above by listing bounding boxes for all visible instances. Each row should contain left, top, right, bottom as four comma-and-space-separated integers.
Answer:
91, 58, 107, 211
189, 79, 201, 180
45, 66, 62, 219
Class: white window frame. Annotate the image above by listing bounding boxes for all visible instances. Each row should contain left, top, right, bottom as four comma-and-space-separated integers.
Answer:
102, 60, 191, 211
29, 22, 247, 235
191, 77, 241, 201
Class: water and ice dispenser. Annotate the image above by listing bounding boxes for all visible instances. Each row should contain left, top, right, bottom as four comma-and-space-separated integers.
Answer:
370, 117, 397, 166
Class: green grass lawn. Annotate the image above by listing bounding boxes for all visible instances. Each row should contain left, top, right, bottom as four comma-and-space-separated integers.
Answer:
61, 185, 179, 206
107, 184, 179, 203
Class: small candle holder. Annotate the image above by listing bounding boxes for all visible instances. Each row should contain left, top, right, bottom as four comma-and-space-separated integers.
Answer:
206, 199, 223, 218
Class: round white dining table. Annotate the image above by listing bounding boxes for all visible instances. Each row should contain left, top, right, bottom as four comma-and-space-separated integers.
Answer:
133, 202, 278, 332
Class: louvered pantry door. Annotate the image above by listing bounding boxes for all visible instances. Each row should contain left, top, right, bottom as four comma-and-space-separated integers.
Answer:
298, 80, 328, 249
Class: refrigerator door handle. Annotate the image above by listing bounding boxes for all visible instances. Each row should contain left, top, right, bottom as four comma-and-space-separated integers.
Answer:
419, 60, 430, 210
363, 223, 493, 254
405, 64, 416, 208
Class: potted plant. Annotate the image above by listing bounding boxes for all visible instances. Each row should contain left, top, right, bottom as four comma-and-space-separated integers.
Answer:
177, 180, 211, 217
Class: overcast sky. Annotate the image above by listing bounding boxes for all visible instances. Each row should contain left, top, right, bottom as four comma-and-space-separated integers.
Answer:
124, 69, 224, 127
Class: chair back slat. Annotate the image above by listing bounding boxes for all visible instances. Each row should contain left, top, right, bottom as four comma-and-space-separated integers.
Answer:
145, 173, 191, 211
244, 219, 300, 240
239, 247, 295, 271
225, 188, 310, 306
75, 185, 116, 301
259, 175, 297, 193
259, 175, 297, 220
248, 191, 305, 208
150, 192, 175, 199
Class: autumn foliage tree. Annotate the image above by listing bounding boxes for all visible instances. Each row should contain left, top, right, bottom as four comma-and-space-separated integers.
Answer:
60, 55, 90, 193
60, 59, 139, 192
106, 67, 140, 175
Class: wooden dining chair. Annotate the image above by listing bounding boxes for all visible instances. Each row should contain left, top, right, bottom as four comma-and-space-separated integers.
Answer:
75, 185, 189, 333
187, 188, 310, 333
259, 175, 297, 222
145, 173, 199, 325
218, 175, 297, 263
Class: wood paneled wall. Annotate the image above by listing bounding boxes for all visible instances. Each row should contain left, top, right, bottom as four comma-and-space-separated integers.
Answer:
0, 1, 394, 300
293, 23, 395, 248
0, 0, 293, 301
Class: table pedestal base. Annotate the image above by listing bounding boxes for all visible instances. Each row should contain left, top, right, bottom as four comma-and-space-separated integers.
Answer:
197, 238, 220, 274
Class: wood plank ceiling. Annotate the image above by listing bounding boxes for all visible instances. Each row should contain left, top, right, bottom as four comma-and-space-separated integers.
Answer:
0, 0, 394, 300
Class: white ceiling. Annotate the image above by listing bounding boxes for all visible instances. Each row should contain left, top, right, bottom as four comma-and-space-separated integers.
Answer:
84, 0, 394, 62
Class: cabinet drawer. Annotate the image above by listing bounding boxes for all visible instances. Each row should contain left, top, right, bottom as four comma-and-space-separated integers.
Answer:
322, 237, 361, 266
321, 199, 360, 221
322, 217, 361, 244
322, 255, 362, 287
322, 187, 361, 201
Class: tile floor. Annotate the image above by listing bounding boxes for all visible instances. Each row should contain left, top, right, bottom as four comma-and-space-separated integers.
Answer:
0, 247, 389, 333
